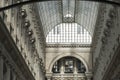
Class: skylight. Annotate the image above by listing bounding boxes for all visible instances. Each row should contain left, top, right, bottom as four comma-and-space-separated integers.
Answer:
46, 23, 92, 44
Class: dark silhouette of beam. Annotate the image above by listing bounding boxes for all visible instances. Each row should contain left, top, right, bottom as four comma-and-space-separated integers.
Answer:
0, 0, 120, 12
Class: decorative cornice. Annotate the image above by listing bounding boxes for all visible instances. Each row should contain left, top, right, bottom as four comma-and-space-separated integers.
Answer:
90, 3, 107, 55
46, 44, 91, 48
93, 4, 120, 80
30, 4, 46, 45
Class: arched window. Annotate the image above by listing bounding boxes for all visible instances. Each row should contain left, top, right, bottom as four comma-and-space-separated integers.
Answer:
52, 57, 86, 73
46, 23, 92, 44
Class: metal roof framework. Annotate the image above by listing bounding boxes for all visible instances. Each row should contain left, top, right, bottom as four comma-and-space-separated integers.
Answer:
37, 0, 99, 44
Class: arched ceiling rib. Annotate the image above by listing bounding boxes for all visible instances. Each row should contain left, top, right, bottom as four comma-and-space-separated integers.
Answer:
37, 0, 99, 37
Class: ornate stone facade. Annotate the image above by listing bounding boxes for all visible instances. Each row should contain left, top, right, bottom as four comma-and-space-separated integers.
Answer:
0, 0, 46, 80
92, 2, 120, 80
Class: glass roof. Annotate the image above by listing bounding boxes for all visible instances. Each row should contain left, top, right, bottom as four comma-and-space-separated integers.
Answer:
36, 0, 99, 44
37, 1, 62, 36
46, 23, 91, 44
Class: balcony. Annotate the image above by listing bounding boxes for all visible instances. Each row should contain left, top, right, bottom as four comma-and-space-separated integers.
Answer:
52, 73, 86, 80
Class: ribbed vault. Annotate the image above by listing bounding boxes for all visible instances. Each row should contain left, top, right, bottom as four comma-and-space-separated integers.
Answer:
37, 0, 99, 39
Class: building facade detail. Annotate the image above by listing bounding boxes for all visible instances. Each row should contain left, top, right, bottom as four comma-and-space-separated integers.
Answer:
92, 3, 120, 80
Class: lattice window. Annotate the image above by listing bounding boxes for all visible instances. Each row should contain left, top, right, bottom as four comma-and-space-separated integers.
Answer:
46, 23, 91, 44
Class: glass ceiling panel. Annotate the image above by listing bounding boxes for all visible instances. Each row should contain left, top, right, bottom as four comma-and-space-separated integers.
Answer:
62, 0, 75, 18
62, 0, 75, 22
37, 1, 62, 36
46, 23, 91, 44
75, 1, 99, 36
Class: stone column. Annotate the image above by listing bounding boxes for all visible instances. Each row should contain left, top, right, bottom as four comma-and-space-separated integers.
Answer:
74, 59, 77, 74
85, 72, 92, 80
86, 77, 92, 80
13, 72, 16, 80
60, 59, 64, 74
46, 76, 51, 80
4, 65, 10, 80
0, 56, 3, 80
46, 73, 52, 80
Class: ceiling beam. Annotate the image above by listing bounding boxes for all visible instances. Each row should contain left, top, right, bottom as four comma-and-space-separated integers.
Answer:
0, 0, 120, 12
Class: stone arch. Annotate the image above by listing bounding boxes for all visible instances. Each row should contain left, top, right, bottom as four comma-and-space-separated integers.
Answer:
49, 53, 89, 73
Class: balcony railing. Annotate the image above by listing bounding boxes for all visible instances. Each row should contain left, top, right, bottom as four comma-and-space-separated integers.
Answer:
52, 73, 86, 77
52, 73, 86, 80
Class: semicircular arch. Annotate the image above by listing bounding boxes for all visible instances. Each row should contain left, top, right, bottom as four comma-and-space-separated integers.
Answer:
49, 53, 89, 73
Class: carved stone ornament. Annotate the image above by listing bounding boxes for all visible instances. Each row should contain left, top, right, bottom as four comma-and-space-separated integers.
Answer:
106, 19, 113, 28
30, 38, 35, 44
116, 34, 120, 44
28, 30, 33, 36
103, 28, 111, 37
36, 57, 40, 63
21, 9, 27, 18
101, 36, 107, 44
42, 66, 45, 71
109, 8, 116, 19
40, 62, 43, 66
39, 58, 42, 64
24, 19, 30, 28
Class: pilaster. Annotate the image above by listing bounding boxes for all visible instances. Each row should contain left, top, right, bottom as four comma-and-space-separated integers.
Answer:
73, 59, 77, 74
46, 73, 52, 80
4, 65, 10, 80
60, 59, 64, 74
0, 56, 3, 80
85, 72, 93, 80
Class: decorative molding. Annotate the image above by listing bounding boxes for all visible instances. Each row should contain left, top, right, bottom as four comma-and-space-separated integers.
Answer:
21, 9, 27, 18
90, 4, 107, 59
0, 16, 35, 80
93, 4, 120, 80
46, 44, 91, 48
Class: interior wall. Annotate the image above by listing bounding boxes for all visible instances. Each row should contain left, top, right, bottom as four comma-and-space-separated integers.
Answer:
92, 3, 120, 80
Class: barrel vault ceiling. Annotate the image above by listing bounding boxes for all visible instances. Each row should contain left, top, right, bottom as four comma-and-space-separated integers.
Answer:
36, 0, 99, 37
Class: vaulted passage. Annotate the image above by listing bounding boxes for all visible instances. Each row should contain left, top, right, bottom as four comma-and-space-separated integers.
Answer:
0, 0, 120, 80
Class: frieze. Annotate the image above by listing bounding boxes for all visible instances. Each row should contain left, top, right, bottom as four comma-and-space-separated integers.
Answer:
103, 28, 111, 37
93, 4, 118, 80
28, 30, 33, 36
90, 4, 107, 61
101, 36, 107, 44
46, 44, 91, 48
27, 4, 46, 57
24, 19, 30, 28
98, 6, 119, 80
109, 8, 116, 18
106, 19, 113, 28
